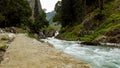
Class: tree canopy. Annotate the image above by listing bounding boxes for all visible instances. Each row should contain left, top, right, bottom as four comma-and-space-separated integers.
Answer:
0, 0, 32, 27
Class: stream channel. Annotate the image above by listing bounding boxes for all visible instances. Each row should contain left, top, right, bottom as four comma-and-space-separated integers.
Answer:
42, 37, 120, 68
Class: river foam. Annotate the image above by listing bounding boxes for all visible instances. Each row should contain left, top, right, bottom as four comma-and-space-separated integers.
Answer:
42, 38, 120, 68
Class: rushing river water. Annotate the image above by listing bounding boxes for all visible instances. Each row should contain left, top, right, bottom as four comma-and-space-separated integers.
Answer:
42, 37, 120, 68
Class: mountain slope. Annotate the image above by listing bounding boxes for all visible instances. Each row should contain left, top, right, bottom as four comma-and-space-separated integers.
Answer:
57, 0, 120, 43
46, 11, 56, 24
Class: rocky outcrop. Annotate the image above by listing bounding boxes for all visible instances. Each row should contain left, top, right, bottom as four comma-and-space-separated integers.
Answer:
28, 0, 42, 18
34, 30, 56, 39
43, 29, 56, 37
105, 28, 120, 43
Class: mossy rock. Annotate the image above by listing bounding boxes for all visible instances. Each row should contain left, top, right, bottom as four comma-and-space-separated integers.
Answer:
0, 45, 8, 52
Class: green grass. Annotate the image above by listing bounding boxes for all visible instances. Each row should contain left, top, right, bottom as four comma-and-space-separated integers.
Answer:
0, 45, 8, 50
0, 37, 8, 41
57, 24, 83, 41
43, 25, 61, 31
27, 33, 35, 39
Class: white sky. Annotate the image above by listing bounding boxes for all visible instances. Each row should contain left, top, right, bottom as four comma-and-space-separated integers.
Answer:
40, 0, 61, 13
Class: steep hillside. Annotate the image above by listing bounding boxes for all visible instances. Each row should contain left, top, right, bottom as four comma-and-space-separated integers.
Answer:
57, 0, 120, 43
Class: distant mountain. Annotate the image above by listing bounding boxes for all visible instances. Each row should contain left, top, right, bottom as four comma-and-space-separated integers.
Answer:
46, 11, 56, 24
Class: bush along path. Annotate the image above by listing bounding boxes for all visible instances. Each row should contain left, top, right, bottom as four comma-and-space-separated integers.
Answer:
0, 34, 91, 68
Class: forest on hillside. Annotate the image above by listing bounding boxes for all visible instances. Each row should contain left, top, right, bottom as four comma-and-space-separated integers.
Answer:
54, 0, 120, 43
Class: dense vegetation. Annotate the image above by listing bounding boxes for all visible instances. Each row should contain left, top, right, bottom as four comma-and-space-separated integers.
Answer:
54, 0, 120, 43
30, 10, 49, 33
0, 0, 32, 27
0, 0, 49, 34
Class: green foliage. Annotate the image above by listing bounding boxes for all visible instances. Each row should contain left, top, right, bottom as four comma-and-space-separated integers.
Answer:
81, 13, 120, 42
0, 45, 8, 50
64, 32, 78, 41
61, 0, 76, 27
57, 24, 83, 41
1, 37, 8, 41
53, 13, 62, 22
30, 10, 49, 33
0, 13, 5, 23
43, 25, 60, 31
54, 0, 105, 27
57, 0, 120, 43
27, 33, 35, 39
96, 13, 120, 31
0, 0, 32, 28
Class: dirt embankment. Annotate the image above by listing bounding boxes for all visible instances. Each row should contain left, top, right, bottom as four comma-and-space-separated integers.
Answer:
0, 34, 92, 68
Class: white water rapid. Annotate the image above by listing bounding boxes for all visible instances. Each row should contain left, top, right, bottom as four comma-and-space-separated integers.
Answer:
42, 37, 120, 68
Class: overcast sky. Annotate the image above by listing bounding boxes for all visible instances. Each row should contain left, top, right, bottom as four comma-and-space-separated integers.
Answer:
40, 0, 61, 13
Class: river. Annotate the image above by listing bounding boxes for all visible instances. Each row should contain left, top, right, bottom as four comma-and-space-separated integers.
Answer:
42, 37, 120, 68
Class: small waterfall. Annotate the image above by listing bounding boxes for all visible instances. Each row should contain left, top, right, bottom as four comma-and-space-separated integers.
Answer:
52, 31, 59, 38
55, 31, 59, 37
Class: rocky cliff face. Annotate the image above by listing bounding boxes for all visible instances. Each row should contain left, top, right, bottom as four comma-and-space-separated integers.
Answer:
28, 0, 42, 18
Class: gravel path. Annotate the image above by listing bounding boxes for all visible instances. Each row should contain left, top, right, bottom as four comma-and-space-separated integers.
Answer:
0, 34, 91, 68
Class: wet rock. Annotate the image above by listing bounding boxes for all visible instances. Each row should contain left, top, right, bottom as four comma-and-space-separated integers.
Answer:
105, 28, 120, 43
105, 28, 120, 36
107, 35, 120, 43
0, 29, 4, 33
43, 29, 56, 37
38, 32, 46, 39
81, 41, 100, 46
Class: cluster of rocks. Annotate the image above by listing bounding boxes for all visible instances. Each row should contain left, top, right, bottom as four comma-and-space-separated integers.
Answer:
0, 33, 16, 63
105, 28, 120, 43
34, 29, 56, 39
0, 27, 15, 33
81, 28, 120, 48
97, 28, 120, 43
0, 49, 4, 63
0, 27, 26, 33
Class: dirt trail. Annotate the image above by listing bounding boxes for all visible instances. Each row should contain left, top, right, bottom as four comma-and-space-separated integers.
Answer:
0, 34, 91, 68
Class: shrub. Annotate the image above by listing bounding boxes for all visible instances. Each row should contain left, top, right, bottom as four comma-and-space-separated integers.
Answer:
1, 37, 8, 41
